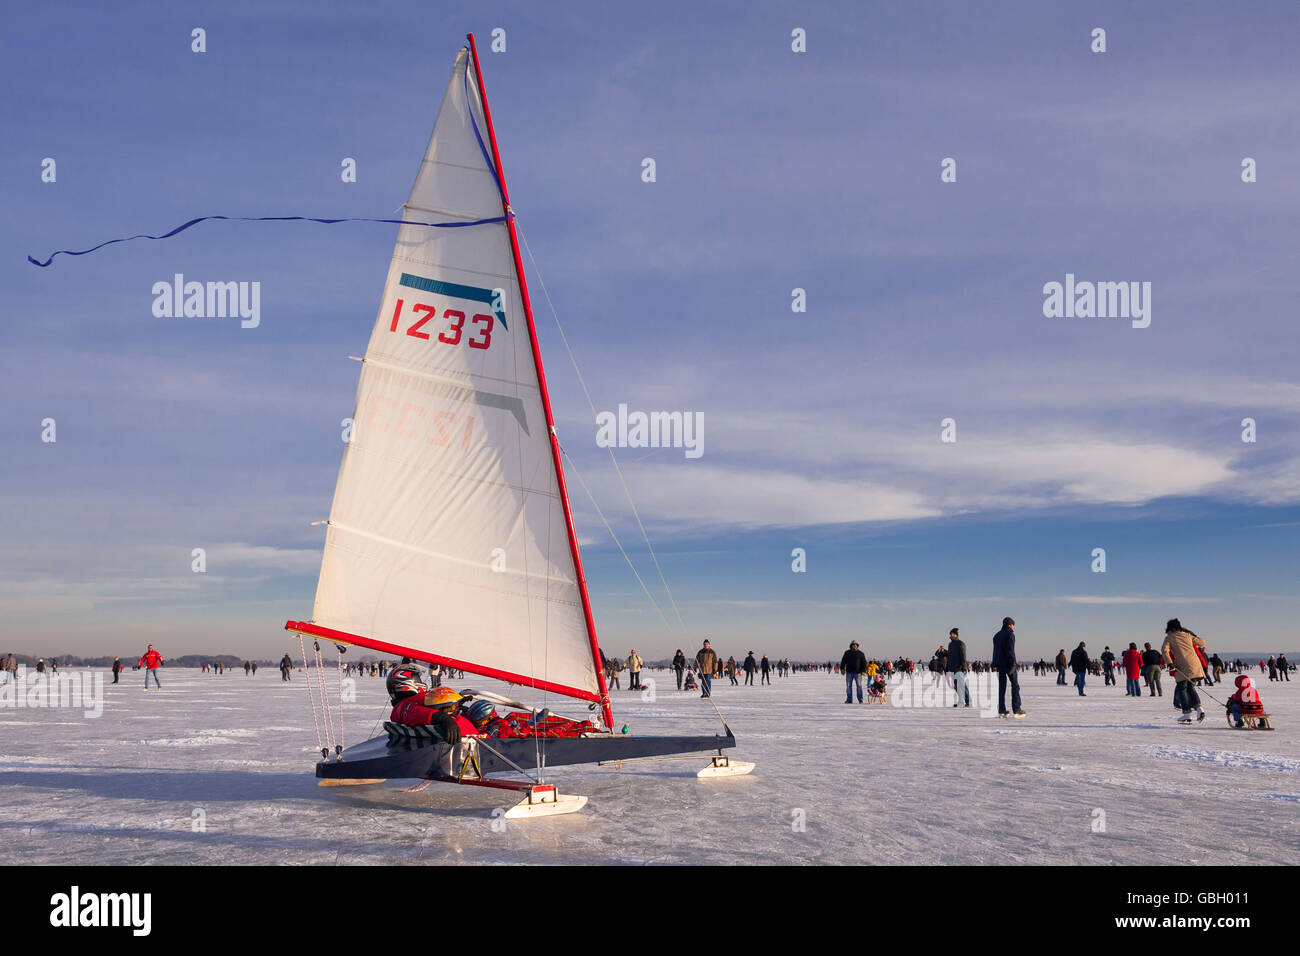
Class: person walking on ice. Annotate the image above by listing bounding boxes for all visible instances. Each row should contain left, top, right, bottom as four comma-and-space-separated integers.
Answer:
1100, 646, 1116, 686
993, 618, 1025, 718
1069, 642, 1090, 696
627, 650, 643, 691
841, 641, 867, 703
1122, 643, 1143, 696
1142, 642, 1163, 696
139, 644, 164, 690
947, 628, 970, 707
1162, 619, 1207, 723
694, 640, 717, 698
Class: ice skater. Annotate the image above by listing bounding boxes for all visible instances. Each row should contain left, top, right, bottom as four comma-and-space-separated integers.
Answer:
139, 644, 164, 689
1162, 619, 1206, 723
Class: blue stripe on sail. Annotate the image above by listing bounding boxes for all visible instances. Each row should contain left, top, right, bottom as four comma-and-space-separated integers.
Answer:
398, 273, 507, 331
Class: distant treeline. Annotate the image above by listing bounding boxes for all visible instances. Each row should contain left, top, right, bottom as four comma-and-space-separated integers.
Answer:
3, 654, 270, 668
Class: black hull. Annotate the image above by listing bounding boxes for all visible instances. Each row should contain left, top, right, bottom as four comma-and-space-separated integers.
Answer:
315, 730, 736, 780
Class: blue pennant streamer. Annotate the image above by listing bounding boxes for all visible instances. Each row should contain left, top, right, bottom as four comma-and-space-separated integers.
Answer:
462, 47, 506, 201
27, 213, 510, 268
29, 51, 509, 269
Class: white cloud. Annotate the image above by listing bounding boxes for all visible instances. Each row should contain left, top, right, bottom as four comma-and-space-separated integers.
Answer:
612, 464, 940, 529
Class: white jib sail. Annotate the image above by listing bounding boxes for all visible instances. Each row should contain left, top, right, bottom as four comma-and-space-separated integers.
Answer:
310, 49, 599, 701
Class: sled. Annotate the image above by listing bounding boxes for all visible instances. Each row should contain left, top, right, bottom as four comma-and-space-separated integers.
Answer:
1227, 711, 1274, 731
865, 691, 887, 705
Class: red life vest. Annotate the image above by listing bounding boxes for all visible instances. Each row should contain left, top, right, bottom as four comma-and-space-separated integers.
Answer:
390, 698, 481, 735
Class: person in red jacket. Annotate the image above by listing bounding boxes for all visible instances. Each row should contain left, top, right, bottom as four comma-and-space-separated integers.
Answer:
1227, 674, 1265, 728
139, 644, 164, 689
1194, 643, 1213, 686
1122, 643, 1143, 697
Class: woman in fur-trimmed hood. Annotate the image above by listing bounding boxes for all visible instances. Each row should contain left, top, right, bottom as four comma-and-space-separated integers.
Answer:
1162, 618, 1207, 721
1161, 619, 1207, 683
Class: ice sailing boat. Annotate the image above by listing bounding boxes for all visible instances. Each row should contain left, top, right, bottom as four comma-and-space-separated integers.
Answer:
284, 35, 751, 817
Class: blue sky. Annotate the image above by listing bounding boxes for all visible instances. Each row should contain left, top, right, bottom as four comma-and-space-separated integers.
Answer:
3, 0, 1298, 662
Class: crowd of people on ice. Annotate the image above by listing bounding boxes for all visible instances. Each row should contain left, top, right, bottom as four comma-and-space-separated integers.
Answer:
823, 618, 1287, 725
598, 647, 804, 694
5, 625, 1291, 730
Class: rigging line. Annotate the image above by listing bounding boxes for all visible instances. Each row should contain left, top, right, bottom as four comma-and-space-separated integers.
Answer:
517, 222, 690, 640
314, 642, 337, 755
335, 645, 346, 753
366, 701, 388, 743
564, 436, 732, 737
558, 440, 678, 641
297, 633, 325, 756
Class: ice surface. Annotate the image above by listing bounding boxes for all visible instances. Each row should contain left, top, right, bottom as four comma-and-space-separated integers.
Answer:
1, 667, 1296, 865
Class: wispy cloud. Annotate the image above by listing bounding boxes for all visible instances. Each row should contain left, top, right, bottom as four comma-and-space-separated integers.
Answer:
1059, 595, 1223, 605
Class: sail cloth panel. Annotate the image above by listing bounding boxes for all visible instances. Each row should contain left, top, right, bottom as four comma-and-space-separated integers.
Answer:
312, 50, 599, 701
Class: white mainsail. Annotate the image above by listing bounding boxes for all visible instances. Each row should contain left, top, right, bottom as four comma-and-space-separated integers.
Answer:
299, 49, 601, 705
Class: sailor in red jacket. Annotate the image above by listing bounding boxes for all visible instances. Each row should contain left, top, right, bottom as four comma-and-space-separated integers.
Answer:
139, 644, 164, 690
387, 668, 478, 745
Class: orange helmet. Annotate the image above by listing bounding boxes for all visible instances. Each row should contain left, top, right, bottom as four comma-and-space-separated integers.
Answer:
423, 686, 462, 709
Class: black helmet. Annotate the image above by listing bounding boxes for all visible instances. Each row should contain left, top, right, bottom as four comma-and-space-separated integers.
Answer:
386, 665, 427, 704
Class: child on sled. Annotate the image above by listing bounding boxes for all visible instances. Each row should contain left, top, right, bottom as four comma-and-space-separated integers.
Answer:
683, 669, 698, 691
866, 675, 887, 701
1227, 674, 1266, 728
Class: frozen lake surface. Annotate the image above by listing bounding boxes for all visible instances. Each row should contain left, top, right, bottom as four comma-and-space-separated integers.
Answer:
1, 666, 1296, 865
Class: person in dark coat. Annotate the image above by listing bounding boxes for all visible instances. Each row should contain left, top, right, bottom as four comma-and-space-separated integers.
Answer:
111, 657, 121, 684
946, 628, 970, 707
992, 618, 1024, 717
743, 652, 757, 686
1278, 654, 1291, 682
1069, 642, 1091, 696
840, 641, 868, 703
672, 649, 686, 690
1100, 646, 1116, 685
1141, 642, 1163, 696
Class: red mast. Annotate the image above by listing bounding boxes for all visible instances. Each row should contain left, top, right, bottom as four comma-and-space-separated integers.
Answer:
466, 33, 614, 731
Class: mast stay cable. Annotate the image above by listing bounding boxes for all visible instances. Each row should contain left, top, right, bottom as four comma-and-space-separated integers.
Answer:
519, 224, 733, 734
518, 223, 690, 640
